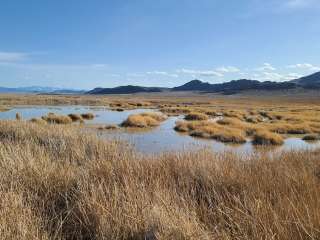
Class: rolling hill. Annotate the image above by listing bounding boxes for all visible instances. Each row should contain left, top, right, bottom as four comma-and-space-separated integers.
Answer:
1, 71, 319, 95
291, 71, 320, 88
87, 85, 167, 94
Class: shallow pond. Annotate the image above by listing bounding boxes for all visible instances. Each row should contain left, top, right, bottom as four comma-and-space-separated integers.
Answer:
1, 106, 320, 154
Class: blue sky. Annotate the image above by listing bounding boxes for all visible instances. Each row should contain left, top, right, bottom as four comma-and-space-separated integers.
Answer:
0, 0, 320, 89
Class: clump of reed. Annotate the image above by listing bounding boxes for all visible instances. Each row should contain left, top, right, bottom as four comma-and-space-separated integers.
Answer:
302, 134, 320, 141
184, 112, 209, 121
41, 113, 72, 124
175, 120, 246, 143
15, 112, 21, 120
0, 120, 319, 240
68, 113, 83, 122
252, 130, 284, 145
121, 112, 167, 128
80, 113, 95, 120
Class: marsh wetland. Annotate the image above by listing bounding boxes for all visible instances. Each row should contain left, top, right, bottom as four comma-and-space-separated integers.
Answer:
1, 98, 320, 154
1, 94, 320, 239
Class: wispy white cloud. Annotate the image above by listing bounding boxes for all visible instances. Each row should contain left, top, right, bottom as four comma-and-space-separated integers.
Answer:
256, 63, 276, 71
127, 73, 145, 77
215, 66, 240, 73
255, 71, 302, 81
285, 0, 316, 8
90, 64, 109, 68
287, 63, 320, 71
146, 71, 178, 78
0, 52, 29, 62
177, 68, 224, 77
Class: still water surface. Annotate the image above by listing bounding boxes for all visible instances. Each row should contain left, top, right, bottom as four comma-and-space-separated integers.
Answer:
1, 106, 319, 154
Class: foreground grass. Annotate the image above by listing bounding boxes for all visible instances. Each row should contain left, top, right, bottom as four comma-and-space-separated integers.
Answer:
0, 120, 320, 239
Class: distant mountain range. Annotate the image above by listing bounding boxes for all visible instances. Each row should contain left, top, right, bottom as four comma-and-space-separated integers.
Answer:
0, 86, 85, 94
87, 86, 168, 94
88, 71, 320, 95
1, 71, 319, 95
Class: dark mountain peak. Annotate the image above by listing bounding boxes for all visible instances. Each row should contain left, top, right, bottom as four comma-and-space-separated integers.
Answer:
173, 79, 211, 91
85, 71, 320, 95
292, 71, 320, 88
187, 79, 204, 84
87, 85, 166, 94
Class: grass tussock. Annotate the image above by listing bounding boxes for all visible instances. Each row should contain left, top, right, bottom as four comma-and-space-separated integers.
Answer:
252, 130, 284, 145
0, 121, 320, 239
302, 134, 320, 141
42, 113, 72, 124
184, 112, 209, 121
175, 120, 246, 143
266, 122, 312, 134
80, 113, 95, 120
121, 112, 167, 128
68, 113, 83, 122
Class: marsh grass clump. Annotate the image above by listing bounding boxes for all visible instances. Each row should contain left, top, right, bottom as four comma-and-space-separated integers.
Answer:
160, 106, 192, 116
0, 120, 320, 239
42, 113, 72, 124
80, 113, 95, 120
175, 120, 246, 143
15, 112, 22, 121
68, 113, 83, 122
302, 134, 320, 141
267, 122, 312, 135
252, 130, 284, 145
184, 112, 209, 121
121, 112, 167, 128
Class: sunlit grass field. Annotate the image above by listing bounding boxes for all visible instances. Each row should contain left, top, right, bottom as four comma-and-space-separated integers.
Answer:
0, 93, 320, 239
0, 120, 320, 239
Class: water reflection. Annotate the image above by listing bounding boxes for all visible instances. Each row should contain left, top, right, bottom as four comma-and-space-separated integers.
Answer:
1, 106, 319, 154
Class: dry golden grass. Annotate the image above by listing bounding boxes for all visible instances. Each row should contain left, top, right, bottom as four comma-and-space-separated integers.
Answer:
252, 130, 284, 145
29, 118, 47, 124
0, 120, 320, 239
121, 112, 167, 128
0, 106, 10, 112
184, 112, 209, 121
41, 113, 72, 124
265, 122, 312, 134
